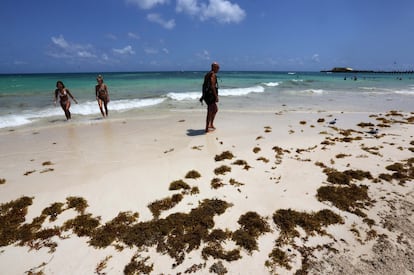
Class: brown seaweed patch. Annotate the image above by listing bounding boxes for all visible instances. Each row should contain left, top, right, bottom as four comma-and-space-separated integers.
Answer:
0, 178, 5, 184
148, 194, 183, 218
361, 145, 382, 156
209, 261, 228, 274
40, 168, 54, 173
41, 202, 65, 222
124, 254, 153, 275
42, 161, 53, 166
96, 255, 112, 275
66, 196, 88, 214
231, 212, 270, 253
0, 196, 34, 246
272, 209, 343, 245
386, 110, 403, 117
316, 184, 371, 217
62, 214, 101, 237
357, 122, 375, 128
252, 147, 261, 154
24, 170, 36, 176
335, 153, 351, 159
214, 165, 231, 175
190, 186, 200, 195
215, 151, 234, 162
323, 168, 373, 185
317, 118, 325, 123
185, 170, 201, 179
232, 159, 252, 170
202, 243, 241, 261
265, 247, 292, 271
264, 126, 272, 133
169, 180, 190, 191
211, 178, 225, 189
300, 121, 307, 125
256, 157, 269, 163
379, 159, 414, 184
89, 211, 139, 248
229, 178, 245, 187
191, 145, 203, 150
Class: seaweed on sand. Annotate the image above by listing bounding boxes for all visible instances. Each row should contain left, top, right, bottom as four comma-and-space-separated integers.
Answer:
323, 168, 373, 185
265, 247, 292, 271
379, 158, 414, 184
202, 243, 241, 261
232, 159, 252, 170
214, 165, 231, 175
0, 196, 33, 246
89, 211, 139, 248
232, 212, 270, 253
211, 178, 225, 189
169, 180, 190, 191
66, 196, 88, 214
124, 254, 153, 275
272, 208, 343, 245
252, 147, 261, 154
215, 151, 234, 162
148, 194, 183, 218
229, 178, 245, 187
185, 170, 201, 179
0, 178, 6, 184
316, 184, 371, 217
41, 202, 65, 222
62, 213, 101, 237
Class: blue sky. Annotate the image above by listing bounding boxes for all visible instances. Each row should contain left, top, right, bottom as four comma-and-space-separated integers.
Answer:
1, 0, 413, 73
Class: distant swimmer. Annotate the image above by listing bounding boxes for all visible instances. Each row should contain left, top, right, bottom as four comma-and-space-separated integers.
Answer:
95, 75, 110, 117
54, 80, 78, 120
328, 118, 337, 125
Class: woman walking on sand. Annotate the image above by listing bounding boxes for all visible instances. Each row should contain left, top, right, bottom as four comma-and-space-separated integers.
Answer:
95, 75, 110, 117
54, 80, 78, 120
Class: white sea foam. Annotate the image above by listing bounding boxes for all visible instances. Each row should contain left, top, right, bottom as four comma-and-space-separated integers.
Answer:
394, 89, 414, 95
167, 86, 265, 101
263, 82, 280, 87
0, 98, 165, 129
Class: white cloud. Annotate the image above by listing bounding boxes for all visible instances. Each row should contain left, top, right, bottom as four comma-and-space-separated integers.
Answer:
196, 49, 210, 60
147, 13, 176, 29
176, 0, 200, 15
128, 32, 140, 39
105, 33, 118, 40
126, 0, 169, 9
144, 47, 158, 54
312, 54, 320, 63
201, 0, 246, 23
176, 0, 245, 23
113, 45, 136, 55
162, 48, 169, 54
48, 35, 96, 59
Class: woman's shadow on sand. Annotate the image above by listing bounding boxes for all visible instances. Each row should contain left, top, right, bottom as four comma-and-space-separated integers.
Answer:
186, 129, 205, 136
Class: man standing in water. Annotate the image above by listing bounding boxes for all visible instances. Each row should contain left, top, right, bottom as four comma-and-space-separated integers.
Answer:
202, 62, 220, 133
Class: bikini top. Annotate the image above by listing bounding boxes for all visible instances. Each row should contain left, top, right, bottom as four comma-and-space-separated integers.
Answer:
59, 89, 68, 100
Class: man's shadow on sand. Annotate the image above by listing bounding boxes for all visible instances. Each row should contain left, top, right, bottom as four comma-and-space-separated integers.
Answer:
186, 129, 206, 136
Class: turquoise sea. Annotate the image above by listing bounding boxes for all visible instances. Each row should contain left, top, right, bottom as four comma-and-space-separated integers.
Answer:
0, 71, 413, 129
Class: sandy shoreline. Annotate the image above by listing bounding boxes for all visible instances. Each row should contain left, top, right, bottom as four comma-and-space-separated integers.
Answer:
0, 108, 413, 274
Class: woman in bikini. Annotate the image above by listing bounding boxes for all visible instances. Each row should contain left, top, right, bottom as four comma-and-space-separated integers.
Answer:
54, 80, 78, 120
95, 75, 110, 117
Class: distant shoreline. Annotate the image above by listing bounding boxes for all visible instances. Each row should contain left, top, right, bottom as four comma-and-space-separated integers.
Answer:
321, 68, 414, 74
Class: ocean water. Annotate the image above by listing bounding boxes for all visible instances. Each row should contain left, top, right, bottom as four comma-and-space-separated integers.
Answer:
0, 71, 413, 129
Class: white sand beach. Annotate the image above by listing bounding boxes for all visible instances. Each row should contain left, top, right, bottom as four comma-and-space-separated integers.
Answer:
0, 108, 413, 274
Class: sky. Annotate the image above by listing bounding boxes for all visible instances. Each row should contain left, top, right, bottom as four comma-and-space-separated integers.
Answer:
1, 0, 413, 73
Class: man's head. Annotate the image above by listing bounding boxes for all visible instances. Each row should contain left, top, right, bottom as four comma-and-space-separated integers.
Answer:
211, 62, 220, 72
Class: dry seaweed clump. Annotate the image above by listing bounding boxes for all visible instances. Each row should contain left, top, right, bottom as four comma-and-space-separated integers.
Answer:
185, 170, 201, 179
215, 151, 234, 161
272, 209, 343, 245
316, 184, 371, 217
211, 178, 225, 189
214, 165, 231, 175
66, 196, 88, 214
0, 196, 34, 246
89, 211, 139, 248
0, 178, 6, 184
169, 180, 190, 190
148, 194, 183, 218
124, 254, 153, 275
232, 159, 252, 170
323, 168, 373, 185
62, 213, 101, 237
378, 158, 414, 184
232, 212, 270, 253
41, 202, 65, 222
265, 247, 292, 272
